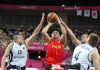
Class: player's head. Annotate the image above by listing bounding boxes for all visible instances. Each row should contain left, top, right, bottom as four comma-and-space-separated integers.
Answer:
81, 33, 89, 44
87, 33, 99, 47
51, 30, 60, 39
14, 34, 24, 45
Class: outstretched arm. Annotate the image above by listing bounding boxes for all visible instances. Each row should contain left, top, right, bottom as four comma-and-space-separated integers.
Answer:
0, 43, 13, 70
41, 20, 54, 42
60, 18, 80, 46
91, 48, 100, 70
57, 16, 67, 45
25, 13, 45, 47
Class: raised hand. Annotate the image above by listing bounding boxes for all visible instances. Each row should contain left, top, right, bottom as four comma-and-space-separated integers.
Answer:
40, 12, 45, 23
56, 15, 61, 24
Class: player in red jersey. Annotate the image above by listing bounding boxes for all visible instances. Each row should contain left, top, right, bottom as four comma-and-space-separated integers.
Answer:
42, 14, 66, 69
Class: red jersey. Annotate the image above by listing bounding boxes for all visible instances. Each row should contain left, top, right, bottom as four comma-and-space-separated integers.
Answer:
45, 39, 64, 65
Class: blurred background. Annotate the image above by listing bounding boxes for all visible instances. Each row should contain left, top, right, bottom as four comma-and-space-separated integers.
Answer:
0, 5, 100, 48
0, 1, 100, 69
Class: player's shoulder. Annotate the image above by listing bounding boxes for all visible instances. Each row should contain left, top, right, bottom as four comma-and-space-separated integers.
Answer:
81, 44, 94, 51
49, 38, 54, 42
77, 43, 90, 47
76, 44, 92, 49
76, 44, 84, 48
74, 44, 83, 50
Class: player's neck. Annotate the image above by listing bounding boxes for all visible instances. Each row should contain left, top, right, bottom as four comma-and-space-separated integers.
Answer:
53, 38, 60, 41
16, 41, 23, 46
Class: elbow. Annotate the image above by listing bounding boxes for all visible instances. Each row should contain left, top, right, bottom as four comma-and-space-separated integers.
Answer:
72, 40, 80, 46
41, 30, 44, 35
41, 29, 45, 35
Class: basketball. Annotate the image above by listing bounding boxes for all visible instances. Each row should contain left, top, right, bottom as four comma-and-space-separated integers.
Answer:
47, 12, 57, 23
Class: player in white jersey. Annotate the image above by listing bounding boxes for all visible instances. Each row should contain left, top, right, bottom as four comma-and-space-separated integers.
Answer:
71, 33, 100, 70
0, 13, 45, 70
56, 18, 100, 70
72, 44, 94, 70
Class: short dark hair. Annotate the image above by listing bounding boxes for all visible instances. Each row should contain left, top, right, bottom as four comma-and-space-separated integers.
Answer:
88, 33, 99, 47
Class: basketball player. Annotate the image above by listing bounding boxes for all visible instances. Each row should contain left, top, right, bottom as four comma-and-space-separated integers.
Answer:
71, 33, 100, 70
59, 18, 88, 46
41, 14, 66, 68
0, 13, 45, 70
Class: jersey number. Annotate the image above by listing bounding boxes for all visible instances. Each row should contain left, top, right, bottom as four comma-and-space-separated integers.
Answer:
74, 51, 81, 61
18, 50, 22, 55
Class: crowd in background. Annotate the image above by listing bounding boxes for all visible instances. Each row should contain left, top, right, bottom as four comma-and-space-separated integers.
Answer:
0, 27, 44, 49
0, 27, 100, 54
0, 29, 13, 49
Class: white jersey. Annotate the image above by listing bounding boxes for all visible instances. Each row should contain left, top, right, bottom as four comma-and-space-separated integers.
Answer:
9, 42, 27, 67
71, 44, 94, 70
